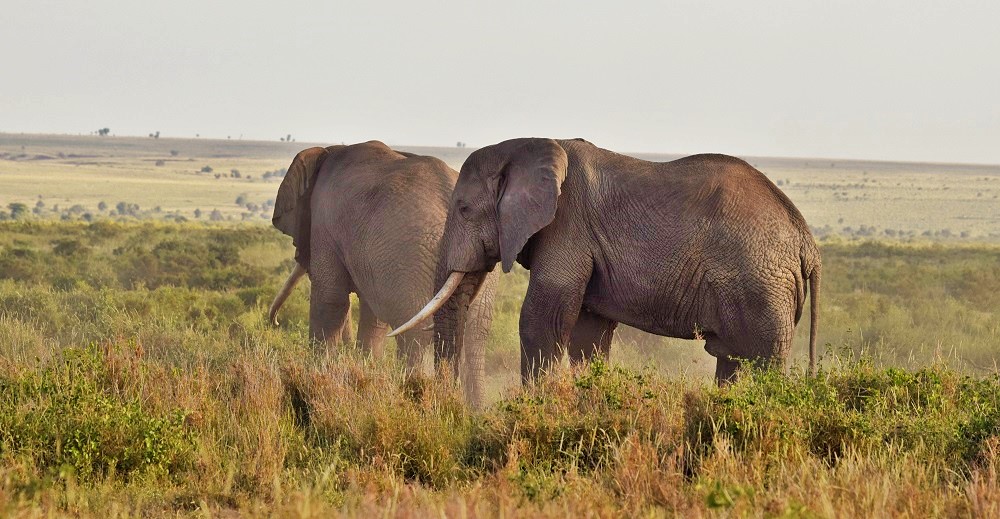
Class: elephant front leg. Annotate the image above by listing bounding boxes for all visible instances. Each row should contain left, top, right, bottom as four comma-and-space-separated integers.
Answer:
567, 309, 617, 365
518, 275, 589, 384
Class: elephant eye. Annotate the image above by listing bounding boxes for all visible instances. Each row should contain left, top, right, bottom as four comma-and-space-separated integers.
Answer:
457, 202, 472, 218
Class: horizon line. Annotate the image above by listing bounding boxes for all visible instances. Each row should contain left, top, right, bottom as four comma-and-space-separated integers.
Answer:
2, 130, 999, 170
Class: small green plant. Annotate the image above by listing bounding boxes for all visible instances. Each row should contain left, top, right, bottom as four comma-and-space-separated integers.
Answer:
0, 346, 195, 481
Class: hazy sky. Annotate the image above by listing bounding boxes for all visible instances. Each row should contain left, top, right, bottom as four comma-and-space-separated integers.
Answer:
3, 0, 999, 163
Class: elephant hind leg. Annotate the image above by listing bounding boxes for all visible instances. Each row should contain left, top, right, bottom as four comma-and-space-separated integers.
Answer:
309, 255, 354, 352
708, 295, 796, 385
567, 309, 617, 365
309, 290, 352, 352
356, 298, 389, 358
395, 332, 430, 374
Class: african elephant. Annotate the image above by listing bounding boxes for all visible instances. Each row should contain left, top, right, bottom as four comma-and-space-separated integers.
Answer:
269, 141, 497, 406
391, 138, 821, 384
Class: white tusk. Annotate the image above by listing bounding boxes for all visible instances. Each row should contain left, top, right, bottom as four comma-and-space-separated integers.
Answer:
269, 263, 307, 326
387, 271, 465, 337
422, 275, 485, 332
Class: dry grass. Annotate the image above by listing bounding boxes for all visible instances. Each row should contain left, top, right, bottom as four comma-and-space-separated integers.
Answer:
0, 161, 998, 515
2, 133, 999, 239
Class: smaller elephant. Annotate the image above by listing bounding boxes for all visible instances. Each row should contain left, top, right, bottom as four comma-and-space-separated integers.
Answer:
392, 138, 820, 385
269, 142, 497, 407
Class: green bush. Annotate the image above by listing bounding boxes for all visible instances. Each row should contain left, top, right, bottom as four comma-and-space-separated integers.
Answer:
0, 346, 194, 481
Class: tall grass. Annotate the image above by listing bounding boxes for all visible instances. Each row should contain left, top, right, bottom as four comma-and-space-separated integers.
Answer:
0, 221, 998, 516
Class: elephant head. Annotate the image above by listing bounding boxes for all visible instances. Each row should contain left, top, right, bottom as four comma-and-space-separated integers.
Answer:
390, 138, 568, 365
272, 146, 341, 268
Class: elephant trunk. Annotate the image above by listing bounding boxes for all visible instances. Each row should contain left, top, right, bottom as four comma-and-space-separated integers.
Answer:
432, 270, 483, 378
269, 263, 307, 326
387, 271, 466, 337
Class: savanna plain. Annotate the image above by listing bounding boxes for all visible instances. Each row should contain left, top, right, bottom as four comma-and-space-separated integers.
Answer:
1, 133, 999, 517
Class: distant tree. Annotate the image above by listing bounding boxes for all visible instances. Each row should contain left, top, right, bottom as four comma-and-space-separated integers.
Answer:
116, 201, 127, 214
201, 165, 213, 173
287, 134, 292, 142
209, 209, 224, 221
230, 169, 241, 178
194, 208, 202, 219
98, 201, 108, 211
35, 200, 45, 209
280, 137, 285, 142
154, 131, 160, 138
8, 203, 28, 219
97, 128, 110, 137
235, 194, 248, 205
155, 160, 165, 166
170, 150, 179, 157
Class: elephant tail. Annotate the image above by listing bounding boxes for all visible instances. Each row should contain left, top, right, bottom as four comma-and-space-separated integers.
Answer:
269, 263, 308, 326
807, 262, 821, 376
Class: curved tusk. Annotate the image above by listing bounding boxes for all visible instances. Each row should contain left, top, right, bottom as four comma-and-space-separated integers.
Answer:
269, 263, 307, 326
388, 271, 465, 337
420, 275, 486, 332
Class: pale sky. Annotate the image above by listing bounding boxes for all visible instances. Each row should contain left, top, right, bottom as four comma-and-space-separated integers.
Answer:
2, 0, 999, 164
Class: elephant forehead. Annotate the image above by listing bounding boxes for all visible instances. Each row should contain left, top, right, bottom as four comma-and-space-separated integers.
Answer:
453, 173, 495, 201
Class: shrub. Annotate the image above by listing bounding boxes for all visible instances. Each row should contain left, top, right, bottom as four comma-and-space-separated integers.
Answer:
0, 346, 195, 481
8, 203, 28, 219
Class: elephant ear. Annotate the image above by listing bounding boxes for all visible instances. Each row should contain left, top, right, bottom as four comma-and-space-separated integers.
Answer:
497, 139, 568, 273
272, 147, 330, 260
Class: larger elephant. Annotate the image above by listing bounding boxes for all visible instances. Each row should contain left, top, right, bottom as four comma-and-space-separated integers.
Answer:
270, 141, 497, 406
392, 138, 821, 384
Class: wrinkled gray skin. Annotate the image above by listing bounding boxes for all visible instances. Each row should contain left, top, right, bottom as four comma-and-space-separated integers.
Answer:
422, 138, 820, 385
270, 141, 497, 406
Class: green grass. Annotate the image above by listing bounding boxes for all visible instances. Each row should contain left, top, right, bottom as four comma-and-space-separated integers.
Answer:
0, 221, 999, 516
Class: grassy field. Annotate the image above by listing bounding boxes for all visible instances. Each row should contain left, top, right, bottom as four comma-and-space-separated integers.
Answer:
0, 221, 998, 516
2, 133, 999, 240
1, 134, 1000, 516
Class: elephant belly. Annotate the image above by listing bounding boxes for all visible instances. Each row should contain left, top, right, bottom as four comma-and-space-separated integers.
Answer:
581, 285, 709, 341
